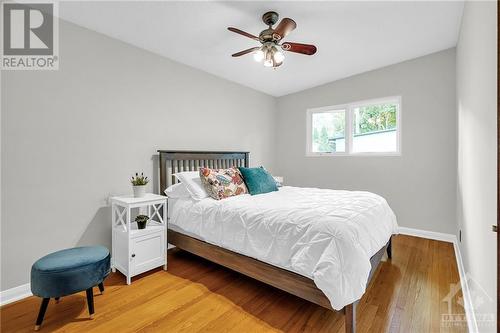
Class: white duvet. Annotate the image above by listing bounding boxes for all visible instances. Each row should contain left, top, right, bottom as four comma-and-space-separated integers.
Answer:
168, 186, 398, 310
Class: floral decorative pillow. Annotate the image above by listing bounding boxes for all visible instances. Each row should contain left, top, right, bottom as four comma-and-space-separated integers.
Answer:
199, 167, 248, 200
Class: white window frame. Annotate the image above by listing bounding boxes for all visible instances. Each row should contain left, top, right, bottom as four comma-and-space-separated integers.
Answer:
306, 96, 402, 157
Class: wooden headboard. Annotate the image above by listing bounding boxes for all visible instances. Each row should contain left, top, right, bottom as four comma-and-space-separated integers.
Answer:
157, 150, 249, 195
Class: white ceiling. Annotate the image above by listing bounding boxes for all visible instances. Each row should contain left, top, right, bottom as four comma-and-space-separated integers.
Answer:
59, 1, 464, 97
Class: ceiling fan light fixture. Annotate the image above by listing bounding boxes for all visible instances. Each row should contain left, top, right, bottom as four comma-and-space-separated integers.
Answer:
264, 49, 273, 67
253, 49, 265, 62
273, 50, 285, 63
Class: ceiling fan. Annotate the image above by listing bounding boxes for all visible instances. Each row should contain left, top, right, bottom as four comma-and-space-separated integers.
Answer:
228, 11, 317, 68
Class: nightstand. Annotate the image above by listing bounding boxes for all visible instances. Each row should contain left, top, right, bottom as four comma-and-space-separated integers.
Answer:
110, 193, 167, 285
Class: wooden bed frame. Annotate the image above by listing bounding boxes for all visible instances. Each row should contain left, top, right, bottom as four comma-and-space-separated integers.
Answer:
158, 150, 392, 333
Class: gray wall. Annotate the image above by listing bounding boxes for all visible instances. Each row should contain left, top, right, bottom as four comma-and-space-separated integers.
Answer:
456, 1, 497, 326
275, 49, 457, 234
1, 20, 276, 290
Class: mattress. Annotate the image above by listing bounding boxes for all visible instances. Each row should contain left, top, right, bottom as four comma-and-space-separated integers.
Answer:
167, 186, 398, 310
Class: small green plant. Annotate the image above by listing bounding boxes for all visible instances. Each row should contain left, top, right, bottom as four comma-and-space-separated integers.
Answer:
131, 172, 149, 186
135, 215, 149, 229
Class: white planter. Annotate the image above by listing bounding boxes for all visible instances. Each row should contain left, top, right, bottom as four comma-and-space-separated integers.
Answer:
133, 185, 146, 198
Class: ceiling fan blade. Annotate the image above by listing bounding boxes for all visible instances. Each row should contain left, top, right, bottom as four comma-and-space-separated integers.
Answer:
232, 47, 260, 57
281, 42, 317, 55
227, 27, 259, 41
273, 18, 296, 40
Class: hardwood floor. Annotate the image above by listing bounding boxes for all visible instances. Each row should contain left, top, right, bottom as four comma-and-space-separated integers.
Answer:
1, 235, 466, 333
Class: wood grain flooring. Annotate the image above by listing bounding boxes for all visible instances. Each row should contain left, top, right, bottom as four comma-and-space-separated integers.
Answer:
0, 235, 466, 332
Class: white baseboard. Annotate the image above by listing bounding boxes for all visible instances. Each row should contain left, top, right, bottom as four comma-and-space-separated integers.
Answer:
398, 226, 477, 333
0, 283, 32, 306
398, 226, 456, 243
453, 241, 479, 333
0, 228, 479, 333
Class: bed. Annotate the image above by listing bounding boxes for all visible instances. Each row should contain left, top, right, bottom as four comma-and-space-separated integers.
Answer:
158, 150, 397, 333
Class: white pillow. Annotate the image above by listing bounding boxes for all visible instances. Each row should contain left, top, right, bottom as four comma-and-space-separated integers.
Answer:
173, 171, 209, 200
164, 182, 190, 198
273, 176, 283, 187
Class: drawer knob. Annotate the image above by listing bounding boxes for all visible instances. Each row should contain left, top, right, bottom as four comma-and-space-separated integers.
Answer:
131, 254, 135, 258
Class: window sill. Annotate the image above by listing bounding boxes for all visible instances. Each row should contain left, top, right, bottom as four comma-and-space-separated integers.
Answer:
306, 152, 401, 157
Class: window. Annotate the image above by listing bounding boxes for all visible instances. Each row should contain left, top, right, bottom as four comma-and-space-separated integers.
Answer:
311, 109, 346, 153
306, 97, 401, 156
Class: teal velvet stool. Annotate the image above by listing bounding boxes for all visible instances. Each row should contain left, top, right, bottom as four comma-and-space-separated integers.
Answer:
30, 246, 110, 330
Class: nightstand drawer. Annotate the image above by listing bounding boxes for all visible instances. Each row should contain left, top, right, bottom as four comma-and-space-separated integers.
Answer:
131, 231, 165, 276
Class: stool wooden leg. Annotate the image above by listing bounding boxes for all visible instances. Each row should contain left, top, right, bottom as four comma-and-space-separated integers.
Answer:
85, 288, 95, 319
98, 282, 104, 294
34, 298, 50, 331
